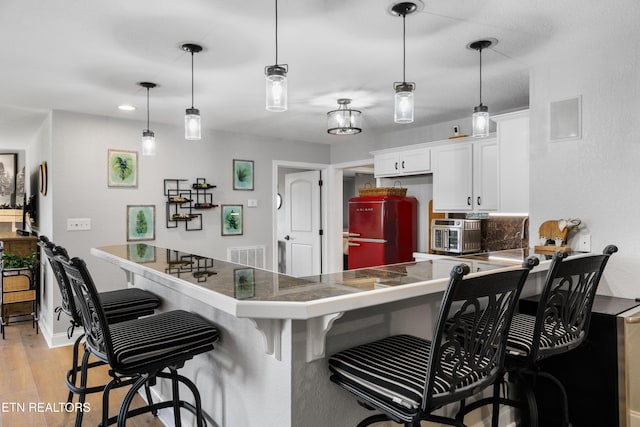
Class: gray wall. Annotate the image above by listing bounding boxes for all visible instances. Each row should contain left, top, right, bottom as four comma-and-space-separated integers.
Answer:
45, 110, 329, 336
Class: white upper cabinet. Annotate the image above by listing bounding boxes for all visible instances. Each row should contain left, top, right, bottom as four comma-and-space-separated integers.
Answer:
432, 138, 497, 212
492, 110, 530, 214
373, 146, 431, 177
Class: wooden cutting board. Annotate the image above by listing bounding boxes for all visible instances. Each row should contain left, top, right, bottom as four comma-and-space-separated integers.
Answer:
538, 220, 569, 243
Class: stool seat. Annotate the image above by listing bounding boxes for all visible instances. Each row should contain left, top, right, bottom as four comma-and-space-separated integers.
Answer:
97, 287, 160, 322
506, 312, 577, 359
108, 309, 219, 373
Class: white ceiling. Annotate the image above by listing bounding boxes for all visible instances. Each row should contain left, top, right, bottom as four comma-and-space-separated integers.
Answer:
0, 0, 633, 145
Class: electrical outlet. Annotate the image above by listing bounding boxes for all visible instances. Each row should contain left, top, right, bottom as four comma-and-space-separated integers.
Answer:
577, 234, 591, 252
67, 218, 91, 231
247, 199, 258, 207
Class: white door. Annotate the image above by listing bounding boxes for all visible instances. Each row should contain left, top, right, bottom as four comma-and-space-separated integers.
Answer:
284, 170, 321, 277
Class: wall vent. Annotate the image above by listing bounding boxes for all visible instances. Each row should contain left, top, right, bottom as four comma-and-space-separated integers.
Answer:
227, 245, 266, 269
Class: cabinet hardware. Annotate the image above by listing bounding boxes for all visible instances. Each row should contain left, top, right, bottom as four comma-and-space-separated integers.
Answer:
467, 197, 471, 206
402, 161, 405, 169
477, 196, 481, 205
394, 162, 398, 170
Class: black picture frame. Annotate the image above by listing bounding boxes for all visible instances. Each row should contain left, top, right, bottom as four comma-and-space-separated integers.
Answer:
0, 153, 17, 207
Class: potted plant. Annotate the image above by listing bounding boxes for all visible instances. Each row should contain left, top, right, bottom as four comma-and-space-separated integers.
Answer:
2, 251, 38, 270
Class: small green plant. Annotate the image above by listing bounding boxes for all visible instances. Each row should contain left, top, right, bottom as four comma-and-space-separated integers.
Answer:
2, 251, 38, 269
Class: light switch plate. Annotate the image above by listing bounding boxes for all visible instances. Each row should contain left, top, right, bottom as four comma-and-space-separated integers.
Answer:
247, 199, 258, 207
67, 218, 91, 231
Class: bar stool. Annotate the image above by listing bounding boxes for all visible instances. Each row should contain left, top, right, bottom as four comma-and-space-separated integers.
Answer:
499, 245, 617, 427
38, 236, 161, 426
327, 258, 538, 427
57, 253, 219, 427
457, 246, 618, 426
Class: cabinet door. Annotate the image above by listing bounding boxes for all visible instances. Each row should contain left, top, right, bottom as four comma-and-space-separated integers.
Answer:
433, 143, 473, 211
400, 147, 430, 175
374, 152, 401, 177
494, 110, 529, 213
473, 140, 498, 211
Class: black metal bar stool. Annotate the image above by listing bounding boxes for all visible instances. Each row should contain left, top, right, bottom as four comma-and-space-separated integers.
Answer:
459, 245, 618, 426
57, 253, 219, 427
328, 258, 538, 427
38, 236, 161, 426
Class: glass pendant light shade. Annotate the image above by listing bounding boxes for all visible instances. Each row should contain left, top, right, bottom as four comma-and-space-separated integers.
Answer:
391, 2, 418, 125
472, 104, 490, 137
139, 81, 157, 156
468, 39, 496, 137
182, 43, 203, 140
327, 99, 362, 135
141, 130, 156, 156
265, 65, 288, 112
394, 83, 415, 124
185, 107, 201, 140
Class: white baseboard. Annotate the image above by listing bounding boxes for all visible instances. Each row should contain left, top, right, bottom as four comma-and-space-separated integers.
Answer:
38, 318, 81, 348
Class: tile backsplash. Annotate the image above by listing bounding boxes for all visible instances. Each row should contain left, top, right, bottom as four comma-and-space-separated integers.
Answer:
482, 216, 529, 251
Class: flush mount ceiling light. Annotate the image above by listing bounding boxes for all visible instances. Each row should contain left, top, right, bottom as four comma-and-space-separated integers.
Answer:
182, 43, 203, 140
265, 0, 288, 112
139, 82, 157, 156
391, 1, 418, 124
327, 99, 362, 135
118, 104, 136, 111
468, 38, 497, 137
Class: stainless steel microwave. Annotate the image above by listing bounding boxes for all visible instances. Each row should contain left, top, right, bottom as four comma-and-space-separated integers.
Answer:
431, 219, 482, 254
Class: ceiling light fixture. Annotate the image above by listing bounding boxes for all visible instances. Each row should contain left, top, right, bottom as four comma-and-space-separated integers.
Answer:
182, 43, 203, 140
265, 0, 288, 112
327, 99, 362, 135
391, 2, 418, 124
468, 39, 496, 137
118, 104, 136, 111
139, 82, 157, 156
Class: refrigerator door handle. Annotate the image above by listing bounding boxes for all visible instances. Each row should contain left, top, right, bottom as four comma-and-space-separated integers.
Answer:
348, 238, 388, 243
347, 242, 361, 247
347, 232, 361, 237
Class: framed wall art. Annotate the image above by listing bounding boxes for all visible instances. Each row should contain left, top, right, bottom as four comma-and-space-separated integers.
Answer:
233, 159, 254, 191
221, 204, 243, 236
127, 205, 155, 241
0, 153, 17, 207
108, 149, 138, 187
234, 267, 255, 299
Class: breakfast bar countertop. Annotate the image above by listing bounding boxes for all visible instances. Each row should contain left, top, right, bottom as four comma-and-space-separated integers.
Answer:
92, 243, 524, 321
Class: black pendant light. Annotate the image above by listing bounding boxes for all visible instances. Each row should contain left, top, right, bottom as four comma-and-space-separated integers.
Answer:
139, 82, 157, 156
468, 39, 496, 137
391, 2, 418, 124
265, 0, 288, 112
182, 43, 203, 140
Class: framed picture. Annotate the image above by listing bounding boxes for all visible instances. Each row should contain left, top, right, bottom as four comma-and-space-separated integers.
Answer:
221, 204, 243, 236
108, 149, 138, 187
127, 205, 155, 241
0, 153, 17, 207
233, 159, 254, 191
234, 268, 255, 299
127, 243, 156, 263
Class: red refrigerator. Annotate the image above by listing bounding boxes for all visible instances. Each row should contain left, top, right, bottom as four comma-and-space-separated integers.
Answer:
347, 195, 418, 269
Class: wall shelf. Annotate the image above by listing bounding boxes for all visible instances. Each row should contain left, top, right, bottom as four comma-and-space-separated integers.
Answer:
164, 178, 217, 231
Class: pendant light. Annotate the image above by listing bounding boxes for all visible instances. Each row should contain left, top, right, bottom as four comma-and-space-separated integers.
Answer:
468, 39, 496, 137
139, 82, 157, 156
265, 0, 288, 112
391, 2, 418, 124
327, 99, 362, 135
182, 43, 203, 140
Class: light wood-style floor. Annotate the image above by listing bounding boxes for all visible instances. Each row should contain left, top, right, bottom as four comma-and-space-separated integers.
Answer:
0, 321, 165, 427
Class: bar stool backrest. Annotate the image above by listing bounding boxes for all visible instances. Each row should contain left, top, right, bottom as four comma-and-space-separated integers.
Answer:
57, 255, 113, 365
38, 237, 81, 327
530, 245, 618, 362
422, 257, 537, 411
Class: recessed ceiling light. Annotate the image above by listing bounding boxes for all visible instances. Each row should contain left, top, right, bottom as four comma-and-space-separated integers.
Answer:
118, 104, 136, 111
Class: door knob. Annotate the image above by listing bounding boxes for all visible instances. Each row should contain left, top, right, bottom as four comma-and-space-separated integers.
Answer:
284, 235, 290, 240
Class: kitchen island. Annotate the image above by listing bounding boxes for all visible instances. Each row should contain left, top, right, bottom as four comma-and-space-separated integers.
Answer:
92, 244, 562, 427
